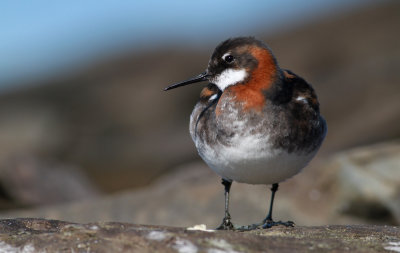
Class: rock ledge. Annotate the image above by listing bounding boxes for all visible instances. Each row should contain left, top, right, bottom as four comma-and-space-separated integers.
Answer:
0, 218, 399, 252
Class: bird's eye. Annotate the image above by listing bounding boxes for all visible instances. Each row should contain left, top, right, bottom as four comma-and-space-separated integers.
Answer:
223, 54, 234, 63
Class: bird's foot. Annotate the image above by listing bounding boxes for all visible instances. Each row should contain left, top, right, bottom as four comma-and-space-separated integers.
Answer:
262, 219, 295, 229
215, 217, 235, 230
237, 220, 295, 231
236, 223, 260, 231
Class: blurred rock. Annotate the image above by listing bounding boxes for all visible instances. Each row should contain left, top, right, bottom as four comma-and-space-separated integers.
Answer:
0, 218, 398, 253
0, 160, 346, 227
1, 141, 399, 228
322, 140, 400, 225
0, 105, 67, 162
0, 162, 315, 227
0, 155, 99, 207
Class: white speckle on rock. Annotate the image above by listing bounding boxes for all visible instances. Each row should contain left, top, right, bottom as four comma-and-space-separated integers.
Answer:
186, 224, 214, 232
89, 225, 99, 230
384, 242, 400, 252
77, 243, 86, 248
208, 248, 242, 253
21, 244, 39, 253
173, 238, 198, 253
0, 242, 42, 253
146, 231, 167, 241
207, 239, 241, 253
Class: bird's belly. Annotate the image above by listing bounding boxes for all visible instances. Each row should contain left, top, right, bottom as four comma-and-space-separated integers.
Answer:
196, 134, 317, 185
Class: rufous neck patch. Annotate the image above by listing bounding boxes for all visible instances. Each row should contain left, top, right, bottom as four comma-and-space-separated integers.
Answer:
228, 46, 278, 112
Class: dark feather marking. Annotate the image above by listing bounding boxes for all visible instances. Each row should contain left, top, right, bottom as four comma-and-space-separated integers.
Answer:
195, 90, 222, 139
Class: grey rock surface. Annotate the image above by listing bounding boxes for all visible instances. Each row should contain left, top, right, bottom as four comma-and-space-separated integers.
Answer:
0, 218, 399, 253
323, 140, 400, 225
0, 156, 99, 206
0, 162, 323, 228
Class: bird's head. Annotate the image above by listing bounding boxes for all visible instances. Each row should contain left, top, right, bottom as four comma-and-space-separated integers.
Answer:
164, 37, 280, 93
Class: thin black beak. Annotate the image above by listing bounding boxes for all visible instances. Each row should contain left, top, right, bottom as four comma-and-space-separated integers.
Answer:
164, 72, 210, 91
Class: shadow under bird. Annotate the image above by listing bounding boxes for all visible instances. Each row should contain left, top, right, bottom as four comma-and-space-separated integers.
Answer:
165, 37, 327, 230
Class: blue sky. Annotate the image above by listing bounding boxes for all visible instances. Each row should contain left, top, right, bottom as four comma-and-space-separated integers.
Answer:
0, 0, 371, 89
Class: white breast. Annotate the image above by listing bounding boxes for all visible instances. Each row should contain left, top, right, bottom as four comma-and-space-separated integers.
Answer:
196, 131, 316, 185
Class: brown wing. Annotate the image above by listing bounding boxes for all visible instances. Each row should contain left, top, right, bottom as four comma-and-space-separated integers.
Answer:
283, 69, 320, 113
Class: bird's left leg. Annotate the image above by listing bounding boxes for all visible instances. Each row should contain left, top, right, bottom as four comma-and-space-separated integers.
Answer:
238, 183, 294, 231
261, 183, 294, 228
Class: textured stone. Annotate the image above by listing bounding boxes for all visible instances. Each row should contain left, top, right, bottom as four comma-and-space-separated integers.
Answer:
0, 218, 399, 253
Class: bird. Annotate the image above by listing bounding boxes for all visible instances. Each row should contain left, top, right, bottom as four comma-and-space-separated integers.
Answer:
164, 37, 327, 230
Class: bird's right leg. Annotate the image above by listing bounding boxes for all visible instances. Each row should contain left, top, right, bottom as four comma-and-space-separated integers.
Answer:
216, 179, 235, 230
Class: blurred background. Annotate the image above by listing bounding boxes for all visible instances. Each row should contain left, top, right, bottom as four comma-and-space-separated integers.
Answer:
0, 0, 399, 227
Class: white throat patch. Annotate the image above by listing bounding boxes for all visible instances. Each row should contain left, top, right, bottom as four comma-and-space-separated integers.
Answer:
212, 68, 247, 91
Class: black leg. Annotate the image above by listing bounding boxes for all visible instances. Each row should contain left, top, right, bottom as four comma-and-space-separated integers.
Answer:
261, 183, 294, 229
237, 183, 294, 231
263, 183, 279, 223
216, 179, 235, 230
